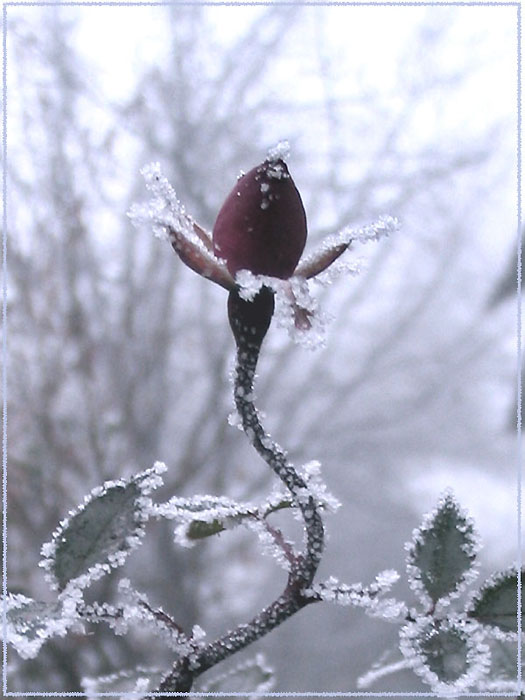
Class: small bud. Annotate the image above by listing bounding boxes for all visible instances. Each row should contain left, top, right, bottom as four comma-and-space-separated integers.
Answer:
213, 158, 307, 279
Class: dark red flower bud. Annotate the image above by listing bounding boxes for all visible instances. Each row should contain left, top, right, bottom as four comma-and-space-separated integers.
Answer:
213, 158, 307, 279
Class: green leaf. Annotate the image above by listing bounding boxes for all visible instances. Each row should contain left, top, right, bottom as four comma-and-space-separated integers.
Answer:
406, 491, 478, 604
40, 463, 166, 591
198, 653, 274, 694
487, 638, 521, 680
186, 518, 226, 539
399, 616, 490, 691
420, 622, 469, 682
468, 567, 523, 634
153, 493, 293, 546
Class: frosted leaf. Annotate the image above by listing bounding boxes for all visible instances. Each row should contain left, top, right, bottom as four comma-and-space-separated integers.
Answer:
475, 638, 522, 691
82, 666, 166, 700
39, 462, 165, 591
266, 140, 290, 164
405, 489, 480, 607
467, 566, 523, 636
152, 494, 262, 547
2, 591, 83, 659
399, 615, 491, 693
199, 652, 274, 694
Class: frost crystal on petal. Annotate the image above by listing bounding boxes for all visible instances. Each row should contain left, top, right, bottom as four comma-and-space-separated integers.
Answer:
266, 140, 290, 165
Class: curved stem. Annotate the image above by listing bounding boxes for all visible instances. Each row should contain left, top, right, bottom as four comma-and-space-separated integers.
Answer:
233, 339, 324, 584
150, 331, 325, 697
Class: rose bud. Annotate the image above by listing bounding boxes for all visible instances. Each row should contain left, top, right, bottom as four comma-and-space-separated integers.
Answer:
212, 158, 307, 280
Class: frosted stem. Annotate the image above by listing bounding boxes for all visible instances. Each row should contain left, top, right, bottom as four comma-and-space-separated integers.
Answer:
233, 341, 324, 580
149, 323, 325, 697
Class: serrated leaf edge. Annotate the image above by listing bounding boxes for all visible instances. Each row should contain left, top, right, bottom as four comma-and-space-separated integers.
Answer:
399, 614, 491, 693
466, 565, 522, 640
405, 489, 481, 607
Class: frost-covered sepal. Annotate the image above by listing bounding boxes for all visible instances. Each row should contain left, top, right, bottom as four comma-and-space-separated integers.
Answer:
81, 666, 167, 700
295, 215, 399, 279
467, 566, 523, 637
39, 462, 167, 591
2, 590, 83, 659
197, 653, 274, 695
399, 615, 491, 693
405, 490, 479, 606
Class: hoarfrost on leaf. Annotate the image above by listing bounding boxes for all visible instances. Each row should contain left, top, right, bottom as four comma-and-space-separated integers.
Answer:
405, 489, 480, 606
151, 494, 260, 546
467, 566, 523, 636
39, 463, 165, 591
399, 615, 490, 694
2, 592, 82, 659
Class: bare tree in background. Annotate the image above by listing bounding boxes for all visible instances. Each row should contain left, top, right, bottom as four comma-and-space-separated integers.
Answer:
6, 4, 514, 692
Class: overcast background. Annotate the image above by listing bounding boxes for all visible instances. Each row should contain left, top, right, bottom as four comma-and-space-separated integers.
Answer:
5, 1, 518, 693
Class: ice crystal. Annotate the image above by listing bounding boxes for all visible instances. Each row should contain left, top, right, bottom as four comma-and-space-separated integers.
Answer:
235, 270, 329, 349
128, 163, 229, 280
304, 571, 405, 621
297, 460, 341, 513
114, 579, 197, 653
266, 140, 290, 165
3, 590, 83, 659
152, 494, 260, 547
297, 215, 399, 278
